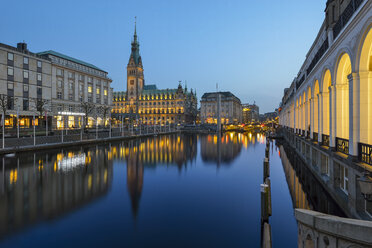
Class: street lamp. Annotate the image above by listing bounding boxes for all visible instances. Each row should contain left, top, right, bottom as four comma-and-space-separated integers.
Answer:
358, 171, 372, 202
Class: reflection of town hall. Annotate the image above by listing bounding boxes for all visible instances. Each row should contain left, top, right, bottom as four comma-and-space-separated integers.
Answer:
112, 22, 197, 125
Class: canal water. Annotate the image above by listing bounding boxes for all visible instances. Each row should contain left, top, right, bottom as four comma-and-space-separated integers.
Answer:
0, 133, 344, 247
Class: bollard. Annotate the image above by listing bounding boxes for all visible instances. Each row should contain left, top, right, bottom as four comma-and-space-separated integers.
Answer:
262, 222, 272, 248
265, 177, 272, 217
263, 158, 270, 180
265, 147, 270, 160
261, 183, 269, 223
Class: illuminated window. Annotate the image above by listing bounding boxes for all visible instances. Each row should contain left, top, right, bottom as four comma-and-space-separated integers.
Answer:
96, 88, 100, 94
104, 89, 108, 96
88, 85, 93, 93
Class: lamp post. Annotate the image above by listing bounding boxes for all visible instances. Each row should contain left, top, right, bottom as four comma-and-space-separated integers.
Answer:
358, 171, 372, 202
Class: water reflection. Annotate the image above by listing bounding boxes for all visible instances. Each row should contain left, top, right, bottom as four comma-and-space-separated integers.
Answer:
200, 132, 265, 165
111, 134, 198, 217
279, 143, 346, 217
0, 147, 113, 238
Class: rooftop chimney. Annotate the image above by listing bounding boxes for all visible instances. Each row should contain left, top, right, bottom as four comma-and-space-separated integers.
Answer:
17, 42, 28, 52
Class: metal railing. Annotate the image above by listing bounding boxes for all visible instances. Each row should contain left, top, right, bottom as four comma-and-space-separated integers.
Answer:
333, 0, 364, 39
336, 137, 349, 155
322, 134, 330, 147
0, 124, 178, 151
358, 142, 372, 165
313, 132, 318, 142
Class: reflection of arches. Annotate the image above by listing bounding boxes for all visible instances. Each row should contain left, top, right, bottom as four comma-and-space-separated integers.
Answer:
335, 53, 351, 140
313, 80, 320, 134
322, 69, 332, 136
356, 25, 372, 144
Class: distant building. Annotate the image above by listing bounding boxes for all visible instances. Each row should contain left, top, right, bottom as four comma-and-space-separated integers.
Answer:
260, 110, 278, 122
37, 50, 112, 129
242, 103, 259, 124
200, 91, 242, 124
0, 42, 112, 130
112, 21, 197, 125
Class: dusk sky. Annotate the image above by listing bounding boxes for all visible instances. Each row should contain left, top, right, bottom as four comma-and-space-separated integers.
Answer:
1, 0, 325, 113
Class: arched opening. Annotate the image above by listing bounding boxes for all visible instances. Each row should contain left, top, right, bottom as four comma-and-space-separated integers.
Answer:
313, 80, 320, 134
303, 91, 307, 132
304, 234, 314, 248
322, 70, 332, 136
296, 99, 299, 131
358, 26, 372, 144
335, 53, 351, 140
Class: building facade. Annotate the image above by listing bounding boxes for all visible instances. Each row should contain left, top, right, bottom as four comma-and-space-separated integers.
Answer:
200, 92, 242, 124
278, 0, 372, 219
112, 23, 197, 125
242, 103, 259, 124
37, 50, 113, 129
0, 42, 113, 131
0, 42, 52, 130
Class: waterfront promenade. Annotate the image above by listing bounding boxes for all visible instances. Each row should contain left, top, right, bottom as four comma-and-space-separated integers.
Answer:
0, 124, 178, 154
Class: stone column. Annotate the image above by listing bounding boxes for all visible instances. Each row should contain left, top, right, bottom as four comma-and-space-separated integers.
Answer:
330, 85, 336, 147
318, 93, 323, 143
310, 98, 314, 139
348, 73, 358, 156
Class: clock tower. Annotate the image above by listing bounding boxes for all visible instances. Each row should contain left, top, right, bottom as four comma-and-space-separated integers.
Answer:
126, 17, 144, 115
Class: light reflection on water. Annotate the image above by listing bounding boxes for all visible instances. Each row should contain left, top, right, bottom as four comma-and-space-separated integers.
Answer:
0, 132, 341, 247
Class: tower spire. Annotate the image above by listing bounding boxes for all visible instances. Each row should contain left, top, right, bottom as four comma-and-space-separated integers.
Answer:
134, 16, 137, 42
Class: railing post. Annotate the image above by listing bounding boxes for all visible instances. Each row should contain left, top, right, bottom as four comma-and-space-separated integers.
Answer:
33, 114, 36, 146
61, 116, 64, 143
2, 113, 4, 149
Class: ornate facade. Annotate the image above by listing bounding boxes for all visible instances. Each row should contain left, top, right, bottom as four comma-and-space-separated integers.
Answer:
112, 22, 197, 125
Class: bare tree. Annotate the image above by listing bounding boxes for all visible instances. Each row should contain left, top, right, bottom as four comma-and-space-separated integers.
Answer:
36, 99, 49, 117
98, 105, 111, 127
0, 94, 8, 119
80, 102, 95, 128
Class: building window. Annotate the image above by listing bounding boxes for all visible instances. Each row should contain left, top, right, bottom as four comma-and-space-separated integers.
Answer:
57, 69, 63, 76
88, 84, 92, 93
23, 98, 29, 111
79, 95, 83, 102
7, 67, 14, 76
88, 77, 92, 83
69, 94, 73, 100
69, 105, 73, 112
57, 80, 63, 88
8, 53, 13, 61
7, 96, 13, 110
96, 88, 100, 94
37, 73, 42, 81
88, 97, 92, 103
23, 57, 29, 65
37, 60, 42, 68
79, 74, 84, 81
340, 165, 348, 194
23, 70, 29, 79
130, 80, 134, 85
68, 72, 75, 79
69, 82, 74, 90
79, 83, 83, 92
104, 89, 108, 96
7, 83, 13, 90
57, 92, 62, 99
23, 84, 29, 92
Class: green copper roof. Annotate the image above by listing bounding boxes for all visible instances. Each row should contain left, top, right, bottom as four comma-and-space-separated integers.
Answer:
143, 84, 157, 90
37, 50, 106, 72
